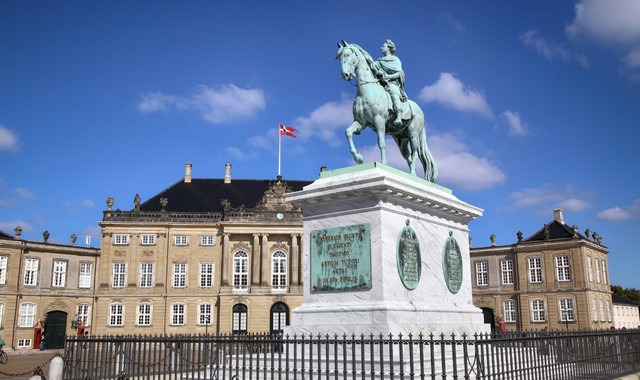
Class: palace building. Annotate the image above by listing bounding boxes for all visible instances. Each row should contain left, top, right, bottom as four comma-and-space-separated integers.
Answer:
470, 209, 613, 331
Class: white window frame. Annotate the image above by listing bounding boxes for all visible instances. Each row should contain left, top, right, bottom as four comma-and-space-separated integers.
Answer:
500, 260, 514, 285
594, 258, 601, 283
174, 235, 188, 246
232, 304, 247, 334
0, 303, 5, 328
475, 261, 488, 286
19, 303, 36, 327
171, 304, 185, 326
78, 262, 93, 289
17, 339, 32, 348
23, 258, 39, 286
109, 303, 124, 326
271, 251, 287, 292
587, 256, 593, 282
606, 300, 612, 322
140, 263, 154, 287
199, 263, 213, 288
77, 304, 90, 326
173, 263, 187, 288
555, 255, 571, 282
52, 260, 67, 287
137, 303, 152, 326
0, 256, 8, 285
503, 300, 516, 323
200, 235, 214, 246
140, 234, 156, 246
528, 257, 543, 283
592, 297, 598, 321
602, 261, 608, 285
112, 263, 126, 288
114, 234, 129, 245
531, 299, 546, 322
559, 298, 575, 322
233, 251, 249, 292
599, 299, 605, 321
199, 303, 212, 326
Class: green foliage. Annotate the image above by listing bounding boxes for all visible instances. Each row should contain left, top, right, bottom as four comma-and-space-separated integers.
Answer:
611, 285, 640, 303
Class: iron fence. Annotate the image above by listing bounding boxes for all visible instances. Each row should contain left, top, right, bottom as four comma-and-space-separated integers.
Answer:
63, 329, 640, 380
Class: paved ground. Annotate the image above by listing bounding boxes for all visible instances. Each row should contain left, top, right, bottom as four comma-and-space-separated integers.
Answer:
0, 349, 62, 380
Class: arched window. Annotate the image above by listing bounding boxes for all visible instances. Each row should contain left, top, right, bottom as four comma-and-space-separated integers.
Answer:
270, 302, 289, 335
233, 251, 249, 292
232, 304, 247, 334
271, 251, 287, 293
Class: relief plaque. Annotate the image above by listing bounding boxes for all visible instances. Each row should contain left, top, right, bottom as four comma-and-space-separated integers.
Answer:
442, 231, 463, 294
310, 223, 371, 293
396, 219, 421, 290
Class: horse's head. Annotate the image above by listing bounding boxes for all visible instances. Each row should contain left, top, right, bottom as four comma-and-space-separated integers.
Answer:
336, 40, 357, 81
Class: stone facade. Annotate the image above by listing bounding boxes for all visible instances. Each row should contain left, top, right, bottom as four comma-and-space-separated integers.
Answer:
470, 209, 613, 331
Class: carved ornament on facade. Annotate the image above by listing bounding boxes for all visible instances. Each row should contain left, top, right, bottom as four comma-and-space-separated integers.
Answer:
114, 250, 126, 257
476, 296, 495, 308
47, 299, 69, 311
142, 250, 154, 257
232, 242, 251, 252
271, 241, 288, 252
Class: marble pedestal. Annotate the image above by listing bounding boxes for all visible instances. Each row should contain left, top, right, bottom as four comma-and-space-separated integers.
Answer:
284, 163, 489, 336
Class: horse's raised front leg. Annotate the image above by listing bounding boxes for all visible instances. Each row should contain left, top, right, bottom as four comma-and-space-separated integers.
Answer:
345, 120, 365, 164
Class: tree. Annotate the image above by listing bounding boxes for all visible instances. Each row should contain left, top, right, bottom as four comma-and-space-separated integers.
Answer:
611, 285, 640, 303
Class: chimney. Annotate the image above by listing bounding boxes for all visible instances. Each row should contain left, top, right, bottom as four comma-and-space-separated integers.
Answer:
184, 163, 192, 183
224, 163, 232, 184
553, 208, 564, 224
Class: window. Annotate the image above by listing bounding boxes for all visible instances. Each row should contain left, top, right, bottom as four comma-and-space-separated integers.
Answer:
271, 302, 289, 334
559, 298, 575, 322
0, 256, 8, 285
528, 257, 543, 283
171, 304, 185, 325
174, 235, 188, 246
594, 259, 601, 283
77, 304, 90, 326
78, 262, 93, 288
0, 303, 4, 328
109, 304, 124, 326
112, 263, 126, 288
599, 299, 605, 321
199, 304, 212, 326
606, 301, 612, 322
602, 262, 608, 285
17, 339, 32, 348
173, 263, 187, 288
501, 260, 514, 285
114, 234, 129, 245
201, 236, 214, 246
531, 299, 546, 322
233, 251, 249, 292
140, 263, 154, 287
232, 304, 247, 334
475, 261, 488, 286
137, 304, 152, 326
19, 303, 36, 327
200, 263, 213, 288
503, 300, 517, 323
23, 258, 39, 286
141, 234, 156, 246
587, 256, 593, 282
592, 297, 598, 321
555, 255, 571, 282
271, 251, 287, 292
52, 260, 67, 287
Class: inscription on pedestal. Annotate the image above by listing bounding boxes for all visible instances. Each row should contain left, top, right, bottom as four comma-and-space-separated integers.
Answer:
442, 231, 463, 294
310, 223, 371, 293
396, 220, 421, 290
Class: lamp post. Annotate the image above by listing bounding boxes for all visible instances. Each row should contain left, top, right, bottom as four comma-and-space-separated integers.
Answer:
205, 315, 210, 335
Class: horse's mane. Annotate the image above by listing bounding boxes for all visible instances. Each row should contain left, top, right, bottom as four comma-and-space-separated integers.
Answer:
348, 43, 374, 65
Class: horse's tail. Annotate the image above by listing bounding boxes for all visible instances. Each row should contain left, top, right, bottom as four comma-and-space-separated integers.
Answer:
418, 127, 438, 182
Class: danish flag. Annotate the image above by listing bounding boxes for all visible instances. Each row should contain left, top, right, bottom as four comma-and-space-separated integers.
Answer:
279, 123, 297, 138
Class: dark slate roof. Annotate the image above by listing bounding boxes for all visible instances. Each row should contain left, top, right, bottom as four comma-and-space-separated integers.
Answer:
612, 294, 640, 306
522, 219, 586, 242
139, 178, 312, 212
0, 230, 13, 240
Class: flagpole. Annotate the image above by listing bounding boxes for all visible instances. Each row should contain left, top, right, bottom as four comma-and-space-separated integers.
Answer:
278, 124, 282, 177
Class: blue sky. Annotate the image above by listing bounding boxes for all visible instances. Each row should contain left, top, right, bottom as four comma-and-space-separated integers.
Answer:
1, 1, 639, 288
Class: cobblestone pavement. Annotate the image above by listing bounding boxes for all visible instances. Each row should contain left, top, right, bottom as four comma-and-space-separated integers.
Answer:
0, 349, 62, 380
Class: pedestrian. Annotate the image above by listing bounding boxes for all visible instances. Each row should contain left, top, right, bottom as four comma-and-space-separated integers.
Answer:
40, 333, 45, 351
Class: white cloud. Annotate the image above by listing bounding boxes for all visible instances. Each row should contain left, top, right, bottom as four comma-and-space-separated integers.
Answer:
501, 110, 529, 137
439, 12, 465, 35
509, 184, 593, 212
520, 30, 589, 68
14, 187, 35, 200
360, 132, 506, 191
137, 84, 266, 124
597, 199, 640, 221
0, 124, 20, 152
293, 96, 353, 146
418, 73, 492, 117
0, 220, 33, 234
82, 199, 95, 208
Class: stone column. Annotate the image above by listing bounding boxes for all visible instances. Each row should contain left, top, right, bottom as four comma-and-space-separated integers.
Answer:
222, 232, 230, 285
261, 234, 269, 285
291, 233, 299, 286
252, 234, 261, 285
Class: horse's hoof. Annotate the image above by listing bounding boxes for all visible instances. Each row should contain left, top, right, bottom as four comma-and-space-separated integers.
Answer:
355, 154, 364, 164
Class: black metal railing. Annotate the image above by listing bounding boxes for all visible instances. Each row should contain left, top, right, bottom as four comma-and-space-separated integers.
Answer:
63, 329, 640, 379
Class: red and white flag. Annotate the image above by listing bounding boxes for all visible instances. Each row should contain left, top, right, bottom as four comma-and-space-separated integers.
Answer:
279, 123, 297, 138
